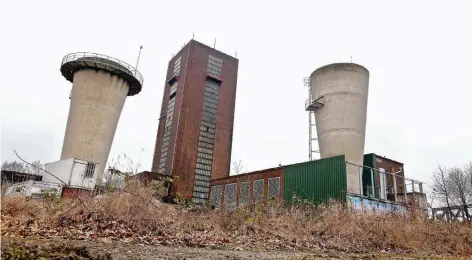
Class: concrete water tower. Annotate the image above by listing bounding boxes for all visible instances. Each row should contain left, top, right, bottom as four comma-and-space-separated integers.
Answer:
308, 63, 369, 194
60, 52, 143, 182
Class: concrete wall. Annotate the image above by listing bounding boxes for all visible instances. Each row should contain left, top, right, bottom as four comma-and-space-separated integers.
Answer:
61, 69, 129, 180
347, 194, 407, 213
310, 63, 369, 194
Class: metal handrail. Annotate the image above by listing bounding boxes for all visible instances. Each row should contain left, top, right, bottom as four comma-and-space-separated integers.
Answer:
305, 99, 312, 108
61, 52, 144, 86
346, 160, 424, 184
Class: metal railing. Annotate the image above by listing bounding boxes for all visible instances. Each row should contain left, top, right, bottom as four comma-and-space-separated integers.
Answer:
61, 52, 144, 86
305, 99, 312, 110
346, 160, 426, 206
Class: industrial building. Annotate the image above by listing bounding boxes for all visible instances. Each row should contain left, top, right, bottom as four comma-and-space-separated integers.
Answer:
3, 40, 426, 211
209, 154, 426, 212
208, 62, 427, 212
151, 39, 239, 203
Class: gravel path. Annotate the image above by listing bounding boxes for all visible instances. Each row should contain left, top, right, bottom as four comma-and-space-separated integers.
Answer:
1, 237, 461, 260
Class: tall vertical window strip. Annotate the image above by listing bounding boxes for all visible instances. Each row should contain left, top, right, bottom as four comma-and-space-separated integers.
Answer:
192, 79, 221, 203
207, 55, 223, 78
173, 56, 182, 76
158, 82, 178, 175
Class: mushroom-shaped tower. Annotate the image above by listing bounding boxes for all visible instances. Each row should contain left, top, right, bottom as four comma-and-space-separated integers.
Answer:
60, 52, 143, 182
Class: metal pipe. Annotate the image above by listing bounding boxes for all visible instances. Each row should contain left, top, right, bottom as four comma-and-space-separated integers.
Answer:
308, 112, 312, 161
393, 174, 397, 202
359, 166, 363, 196
135, 46, 143, 70
404, 180, 408, 204
370, 168, 375, 197
345, 160, 421, 184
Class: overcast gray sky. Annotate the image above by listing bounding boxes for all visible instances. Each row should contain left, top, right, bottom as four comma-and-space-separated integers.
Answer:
1, 0, 471, 191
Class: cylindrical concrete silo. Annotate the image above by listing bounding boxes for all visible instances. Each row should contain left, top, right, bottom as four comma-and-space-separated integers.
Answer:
60, 53, 143, 183
309, 63, 369, 194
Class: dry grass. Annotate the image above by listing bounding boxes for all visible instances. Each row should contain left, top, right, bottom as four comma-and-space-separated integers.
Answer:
2, 182, 472, 257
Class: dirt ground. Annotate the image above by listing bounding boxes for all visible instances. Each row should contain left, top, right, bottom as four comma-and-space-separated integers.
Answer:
1, 237, 461, 260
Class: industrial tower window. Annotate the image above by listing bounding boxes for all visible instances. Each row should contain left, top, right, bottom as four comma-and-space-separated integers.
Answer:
192, 79, 221, 203
207, 55, 223, 78
169, 82, 177, 98
84, 162, 96, 178
159, 92, 177, 175
173, 56, 182, 75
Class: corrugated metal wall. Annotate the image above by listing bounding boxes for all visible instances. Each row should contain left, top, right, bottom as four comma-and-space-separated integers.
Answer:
362, 153, 377, 197
283, 155, 347, 204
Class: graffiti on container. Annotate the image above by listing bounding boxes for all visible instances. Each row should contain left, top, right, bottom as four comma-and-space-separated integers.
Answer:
347, 194, 407, 213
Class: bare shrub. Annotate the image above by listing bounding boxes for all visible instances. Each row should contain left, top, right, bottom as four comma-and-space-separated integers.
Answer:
2, 181, 472, 257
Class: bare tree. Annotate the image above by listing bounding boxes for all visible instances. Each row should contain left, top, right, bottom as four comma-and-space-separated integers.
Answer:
232, 159, 246, 175
466, 162, 472, 197
1, 160, 27, 172
448, 167, 471, 219
432, 165, 453, 213
25, 160, 43, 175
2, 160, 43, 175
102, 153, 142, 190
103, 167, 127, 191
1, 160, 45, 192
432, 164, 472, 221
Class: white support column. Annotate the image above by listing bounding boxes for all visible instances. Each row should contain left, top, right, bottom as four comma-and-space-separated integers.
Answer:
308, 112, 312, 161
404, 178, 408, 203
370, 169, 375, 198
358, 166, 363, 196
393, 174, 397, 202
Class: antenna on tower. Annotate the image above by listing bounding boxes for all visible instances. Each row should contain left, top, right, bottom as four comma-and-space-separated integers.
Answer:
135, 45, 143, 70
192, 32, 195, 39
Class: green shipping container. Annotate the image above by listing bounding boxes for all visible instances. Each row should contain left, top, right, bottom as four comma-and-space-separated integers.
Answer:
283, 155, 347, 205
362, 153, 377, 198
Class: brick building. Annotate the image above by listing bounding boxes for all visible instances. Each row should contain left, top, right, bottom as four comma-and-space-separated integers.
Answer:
151, 39, 239, 203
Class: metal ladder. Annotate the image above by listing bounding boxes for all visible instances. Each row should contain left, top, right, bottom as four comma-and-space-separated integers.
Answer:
304, 77, 323, 161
